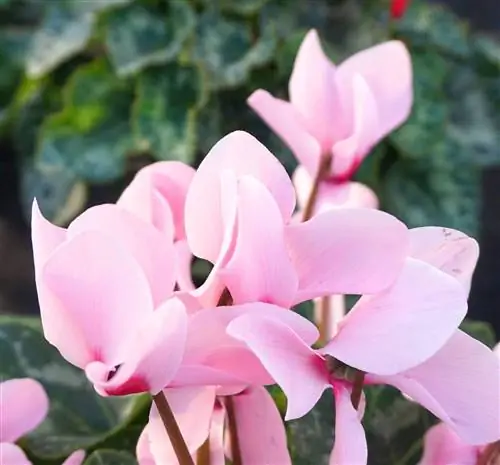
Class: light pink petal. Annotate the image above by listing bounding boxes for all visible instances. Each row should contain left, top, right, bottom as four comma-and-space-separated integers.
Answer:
285, 208, 408, 303
293, 165, 378, 212
148, 387, 216, 462
31, 201, 74, 353
68, 204, 176, 307
87, 298, 188, 396
208, 401, 226, 465
174, 240, 194, 291
331, 74, 379, 179
117, 170, 176, 241
330, 386, 368, 465
247, 90, 322, 176
222, 176, 298, 307
42, 231, 153, 368
374, 330, 500, 445
409, 227, 479, 292
323, 258, 468, 375
337, 40, 413, 140
0, 443, 32, 465
136, 425, 156, 465
185, 131, 295, 262
289, 30, 346, 149
230, 386, 291, 465
227, 315, 329, 420
418, 423, 478, 465
0, 379, 48, 442
61, 450, 86, 465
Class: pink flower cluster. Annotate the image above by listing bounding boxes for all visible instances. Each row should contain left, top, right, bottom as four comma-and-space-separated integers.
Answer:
24, 29, 500, 465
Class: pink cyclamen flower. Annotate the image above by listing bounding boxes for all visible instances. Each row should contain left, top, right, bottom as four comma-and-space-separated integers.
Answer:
184, 130, 409, 309
117, 161, 196, 291
418, 346, 500, 465
226, 228, 488, 464
248, 30, 412, 182
0, 378, 84, 465
31, 201, 187, 396
138, 386, 290, 464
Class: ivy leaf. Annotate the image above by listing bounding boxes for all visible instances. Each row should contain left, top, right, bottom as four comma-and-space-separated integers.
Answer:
37, 61, 134, 183
105, 2, 195, 77
26, 5, 95, 78
84, 450, 137, 465
460, 319, 497, 348
288, 392, 333, 465
0, 316, 142, 460
133, 62, 204, 163
193, 10, 277, 89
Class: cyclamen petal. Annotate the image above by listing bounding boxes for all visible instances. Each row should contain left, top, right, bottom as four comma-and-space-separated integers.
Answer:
137, 425, 156, 465
227, 315, 329, 420
418, 423, 478, 465
229, 386, 291, 465
409, 227, 479, 292
0, 378, 49, 442
185, 131, 296, 263
285, 208, 408, 303
0, 443, 32, 465
330, 386, 368, 465
222, 176, 298, 307
323, 258, 468, 375
61, 451, 86, 465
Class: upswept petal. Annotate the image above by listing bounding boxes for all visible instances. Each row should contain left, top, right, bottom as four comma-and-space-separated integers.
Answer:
418, 423, 477, 465
330, 386, 368, 465
61, 450, 86, 465
323, 258, 468, 375
372, 330, 500, 445
87, 298, 188, 396
117, 169, 175, 241
42, 231, 153, 368
185, 131, 295, 262
331, 74, 379, 179
336, 40, 412, 140
0, 443, 32, 465
136, 425, 156, 465
285, 208, 408, 303
289, 30, 346, 148
209, 402, 226, 465
0, 378, 49, 442
293, 165, 378, 212
222, 176, 298, 307
230, 386, 291, 465
227, 315, 329, 420
247, 90, 322, 175
148, 387, 216, 463
409, 227, 479, 291
67, 204, 176, 306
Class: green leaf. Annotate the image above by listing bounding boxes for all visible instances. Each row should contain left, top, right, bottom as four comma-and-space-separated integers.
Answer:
26, 5, 96, 78
200, 0, 270, 15
382, 157, 480, 236
37, 61, 134, 183
395, 1, 471, 58
133, 62, 204, 163
288, 392, 333, 465
84, 450, 137, 465
390, 50, 449, 159
105, 2, 195, 77
460, 319, 497, 348
364, 385, 434, 465
0, 316, 141, 459
193, 10, 277, 89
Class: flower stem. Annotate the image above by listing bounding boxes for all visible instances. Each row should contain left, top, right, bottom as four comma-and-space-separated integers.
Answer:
196, 438, 211, 465
318, 295, 331, 346
302, 155, 332, 222
225, 396, 242, 465
153, 391, 195, 465
350, 371, 365, 410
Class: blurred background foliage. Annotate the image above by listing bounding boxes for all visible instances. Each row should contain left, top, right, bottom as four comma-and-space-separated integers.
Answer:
0, 0, 499, 464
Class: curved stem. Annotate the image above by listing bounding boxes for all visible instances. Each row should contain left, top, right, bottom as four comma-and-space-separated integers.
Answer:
196, 438, 211, 465
350, 371, 366, 410
153, 392, 195, 465
302, 155, 332, 222
225, 396, 243, 465
318, 295, 331, 346
477, 440, 500, 465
